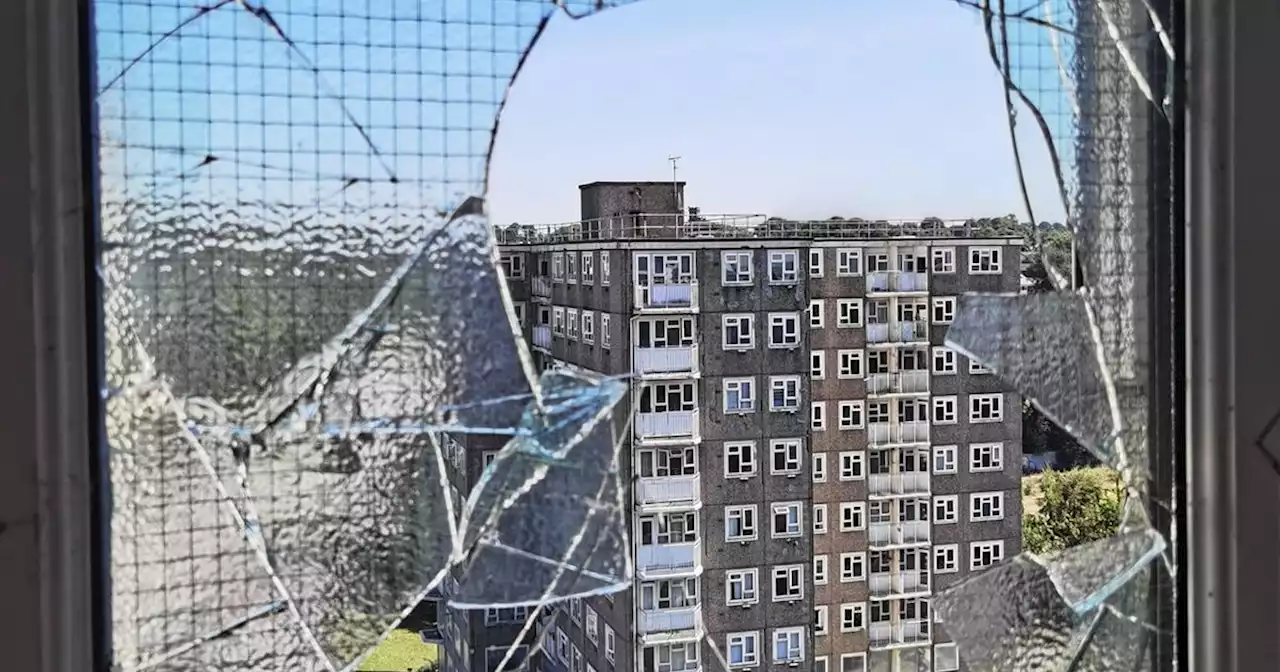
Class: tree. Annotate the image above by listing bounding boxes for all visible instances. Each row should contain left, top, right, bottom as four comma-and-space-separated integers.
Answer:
1022, 468, 1123, 554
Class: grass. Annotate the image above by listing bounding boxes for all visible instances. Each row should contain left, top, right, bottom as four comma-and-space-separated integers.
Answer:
1021, 466, 1120, 518
358, 629, 439, 672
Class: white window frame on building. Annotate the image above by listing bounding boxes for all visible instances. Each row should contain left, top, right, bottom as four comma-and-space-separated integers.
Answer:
968, 246, 1002, 274
811, 401, 826, 431
970, 492, 1005, 522
771, 565, 804, 602
605, 626, 615, 663
771, 627, 805, 663
725, 442, 757, 478
839, 602, 866, 632
932, 296, 956, 324
969, 393, 1004, 422
809, 299, 825, 328
768, 312, 801, 349
725, 505, 758, 542
811, 350, 826, 379
726, 631, 759, 668
838, 451, 865, 481
970, 540, 1005, 570
501, 252, 525, 280
935, 644, 961, 672
933, 445, 958, 474
840, 653, 867, 672
935, 545, 958, 573
836, 249, 862, 276
838, 400, 865, 430
837, 349, 864, 379
552, 306, 565, 335
726, 569, 759, 606
809, 249, 824, 277
839, 502, 866, 531
566, 251, 578, 283
931, 247, 956, 273
932, 346, 957, 374
813, 555, 829, 585
722, 314, 755, 350
600, 252, 611, 285
840, 552, 866, 582
581, 310, 595, 344
600, 313, 611, 348
932, 395, 957, 424
722, 250, 753, 286
771, 502, 803, 538
552, 252, 565, 281
582, 252, 595, 283
769, 376, 801, 412
770, 438, 803, 476
969, 357, 994, 374
566, 308, 579, 340
814, 604, 829, 635
724, 377, 756, 414
836, 298, 863, 327
970, 442, 1004, 472
768, 250, 800, 284
812, 453, 827, 482
933, 495, 958, 524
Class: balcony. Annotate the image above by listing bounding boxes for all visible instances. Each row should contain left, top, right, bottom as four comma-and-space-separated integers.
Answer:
868, 571, 931, 599
636, 410, 700, 443
869, 521, 931, 548
636, 282, 699, 312
866, 321, 929, 344
868, 271, 930, 294
532, 325, 552, 350
634, 345, 698, 377
868, 620, 931, 650
638, 606, 702, 644
868, 471, 931, 498
866, 371, 930, 396
637, 475, 701, 509
531, 276, 552, 300
637, 542, 700, 578
867, 421, 930, 447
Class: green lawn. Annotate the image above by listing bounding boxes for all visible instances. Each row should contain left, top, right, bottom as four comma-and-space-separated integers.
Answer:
358, 629, 439, 672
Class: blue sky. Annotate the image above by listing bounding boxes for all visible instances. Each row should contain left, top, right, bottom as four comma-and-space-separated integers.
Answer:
489, 0, 1069, 226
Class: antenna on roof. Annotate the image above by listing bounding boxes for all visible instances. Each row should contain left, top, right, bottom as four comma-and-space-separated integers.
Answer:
668, 155, 682, 214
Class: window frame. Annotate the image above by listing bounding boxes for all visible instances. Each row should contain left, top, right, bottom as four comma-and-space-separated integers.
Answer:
812, 453, 827, 482
838, 451, 865, 481
970, 540, 1005, 570
769, 438, 803, 476
809, 249, 824, 277
839, 502, 866, 531
935, 643, 961, 672
726, 631, 760, 668
771, 501, 804, 538
725, 441, 758, 478
722, 314, 755, 350
813, 504, 828, 534
724, 377, 757, 414
839, 552, 866, 583
836, 249, 863, 276
808, 299, 825, 328
932, 346, 957, 374
771, 565, 804, 602
768, 250, 800, 285
813, 555, 829, 585
836, 298, 863, 328
839, 653, 867, 672
933, 445, 958, 474
725, 505, 759, 542
932, 395, 957, 424
839, 602, 866, 633
722, 250, 754, 286
600, 313, 611, 348
969, 442, 1004, 472
726, 569, 760, 606
771, 626, 805, 663
934, 544, 959, 574
933, 495, 958, 524
810, 350, 826, 379
837, 349, 864, 379
811, 401, 826, 431
968, 246, 1003, 274
581, 310, 595, 344
969, 492, 1006, 522
931, 247, 956, 273
968, 393, 1005, 423
768, 376, 802, 412
767, 312, 802, 349
931, 296, 956, 324
838, 400, 865, 430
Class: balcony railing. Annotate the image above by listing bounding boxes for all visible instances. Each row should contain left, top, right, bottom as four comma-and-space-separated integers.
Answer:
868, 571, 931, 599
869, 521, 931, 548
636, 410, 699, 441
636, 282, 698, 311
867, 421, 930, 446
637, 541, 700, 578
866, 321, 929, 344
531, 276, 552, 298
638, 606, 702, 640
867, 271, 930, 293
637, 475, 701, 508
634, 345, 698, 376
532, 325, 551, 349
868, 620, 931, 649
866, 371, 930, 395
493, 214, 989, 244
868, 471, 931, 497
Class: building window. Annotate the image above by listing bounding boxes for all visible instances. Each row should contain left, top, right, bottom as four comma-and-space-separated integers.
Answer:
969, 246, 1002, 273
811, 350, 826, 378
867, 400, 890, 424
808, 299, 825, 328
585, 607, 598, 645
724, 378, 756, 414
838, 401, 865, 430
723, 251, 754, 285
725, 505, 758, 542
809, 249, 824, 277
932, 247, 956, 273
813, 504, 828, 534
600, 253, 611, 285
725, 442, 757, 478
971, 540, 1005, 570
813, 555, 829, 585
935, 545, 958, 573
812, 453, 827, 482
840, 552, 866, 582
772, 565, 804, 601
552, 252, 565, 280
815, 657, 829, 672
723, 314, 755, 350
837, 349, 864, 378
839, 502, 866, 531
604, 626, 615, 663
935, 643, 961, 672
566, 251, 578, 283
768, 250, 800, 284
726, 569, 759, 605
836, 249, 862, 276
500, 253, 525, 280
600, 314, 611, 348
726, 632, 759, 668
934, 495, 958, 524
552, 307, 565, 335
582, 252, 595, 283
811, 402, 826, 431
566, 308, 579, 340
838, 451, 864, 481
932, 395, 957, 424
769, 376, 801, 412
814, 605, 829, 635
573, 646, 583, 672
570, 599, 583, 623
932, 296, 956, 324
581, 310, 595, 344
836, 298, 863, 327
768, 312, 801, 348
839, 603, 866, 632
932, 346, 957, 374
485, 606, 532, 624
969, 393, 1004, 422
557, 630, 570, 661
933, 445, 958, 474
970, 492, 1005, 522
840, 653, 867, 672
770, 439, 803, 475
969, 357, 993, 374
512, 302, 526, 327
772, 502, 803, 538
772, 627, 805, 663
970, 442, 1004, 472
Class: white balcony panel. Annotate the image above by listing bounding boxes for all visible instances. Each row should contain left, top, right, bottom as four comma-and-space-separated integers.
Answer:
866, 371, 930, 395
868, 620, 931, 649
638, 475, 701, 507
867, 272, 891, 292
637, 283, 698, 311
532, 276, 552, 298
867, 422, 930, 446
637, 542, 699, 577
868, 571, 930, 598
636, 410, 699, 441
868, 472, 931, 497
638, 606, 700, 635
634, 345, 698, 375
868, 521, 931, 548
893, 272, 930, 292
532, 325, 551, 349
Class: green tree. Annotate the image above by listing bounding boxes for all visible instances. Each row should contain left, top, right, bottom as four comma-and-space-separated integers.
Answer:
1022, 469, 1123, 554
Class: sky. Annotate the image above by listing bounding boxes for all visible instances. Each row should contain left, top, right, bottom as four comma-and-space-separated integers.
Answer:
488, 0, 1068, 227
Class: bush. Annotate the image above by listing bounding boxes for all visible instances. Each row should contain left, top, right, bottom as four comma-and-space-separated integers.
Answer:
1022, 468, 1123, 554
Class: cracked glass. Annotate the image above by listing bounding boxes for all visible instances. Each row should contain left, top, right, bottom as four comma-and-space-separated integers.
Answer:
95, 1, 1178, 672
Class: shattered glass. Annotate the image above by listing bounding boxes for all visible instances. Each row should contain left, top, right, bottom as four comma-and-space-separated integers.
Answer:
95, 0, 1176, 671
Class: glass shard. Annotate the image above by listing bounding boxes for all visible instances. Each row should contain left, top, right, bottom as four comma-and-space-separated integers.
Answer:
1038, 526, 1166, 615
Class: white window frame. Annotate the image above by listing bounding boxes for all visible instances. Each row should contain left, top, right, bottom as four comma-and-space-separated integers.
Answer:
605, 626, 615, 662
933, 445, 958, 474
726, 631, 760, 668
969, 357, 994, 374
970, 540, 1005, 570
969, 246, 1003, 274
813, 555, 829, 585
725, 442, 757, 478
770, 438, 803, 476
838, 451, 865, 481
768, 250, 800, 285
970, 492, 1006, 522
512, 302, 526, 327
771, 501, 803, 538
814, 605, 829, 635
809, 249, 824, 277
969, 393, 1004, 423
582, 252, 595, 283
600, 253, 611, 285
566, 251, 578, 283
722, 250, 753, 286
722, 314, 755, 350
932, 296, 956, 324
837, 349, 864, 379
813, 504, 828, 534
725, 505, 758, 542
836, 298, 863, 328
552, 306, 565, 336
838, 400, 865, 430
839, 502, 866, 531
552, 252, 565, 281
935, 643, 961, 672
565, 308, 579, 340
970, 441, 1004, 472
768, 376, 801, 412
931, 247, 956, 273
726, 569, 759, 606
932, 346, 957, 374
839, 602, 866, 633
932, 395, 957, 425
812, 453, 827, 482
585, 606, 599, 645
933, 495, 959, 524
934, 544, 959, 574
771, 627, 805, 663
809, 299, 825, 328
815, 657, 829, 672
839, 552, 866, 583
836, 249, 862, 276
724, 378, 756, 414
600, 313, 611, 348
771, 565, 804, 602
811, 350, 826, 379
581, 310, 595, 344
811, 401, 826, 431
767, 312, 801, 349
840, 653, 867, 672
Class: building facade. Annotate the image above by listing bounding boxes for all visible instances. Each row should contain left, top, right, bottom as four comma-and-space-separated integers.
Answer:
446, 182, 1024, 672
